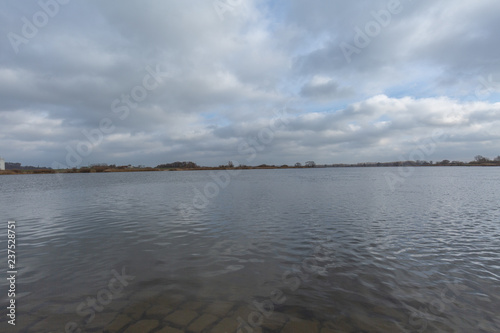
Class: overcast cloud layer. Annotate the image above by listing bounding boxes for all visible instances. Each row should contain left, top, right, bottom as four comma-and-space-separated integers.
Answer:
1, 0, 499, 167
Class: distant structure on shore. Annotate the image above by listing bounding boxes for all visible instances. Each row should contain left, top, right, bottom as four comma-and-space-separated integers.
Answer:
0, 157, 5, 171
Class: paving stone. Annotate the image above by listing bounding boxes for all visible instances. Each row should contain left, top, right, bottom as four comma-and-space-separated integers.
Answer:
164, 309, 199, 326
205, 301, 234, 317
180, 301, 205, 311
123, 301, 151, 320
231, 307, 266, 332
234, 305, 253, 319
187, 313, 219, 332
156, 325, 184, 333
210, 317, 239, 332
281, 319, 320, 333
208, 315, 263, 333
233, 306, 277, 332
86, 312, 118, 330
107, 300, 131, 312
123, 319, 159, 333
103, 314, 133, 332
261, 312, 288, 331
146, 305, 174, 317
154, 294, 186, 308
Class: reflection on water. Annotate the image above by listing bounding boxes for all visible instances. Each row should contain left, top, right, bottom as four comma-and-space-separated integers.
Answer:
0, 168, 499, 332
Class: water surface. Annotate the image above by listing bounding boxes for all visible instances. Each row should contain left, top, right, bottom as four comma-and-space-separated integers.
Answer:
0, 167, 499, 332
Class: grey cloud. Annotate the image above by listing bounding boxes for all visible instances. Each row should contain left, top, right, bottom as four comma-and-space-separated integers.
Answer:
0, 0, 499, 167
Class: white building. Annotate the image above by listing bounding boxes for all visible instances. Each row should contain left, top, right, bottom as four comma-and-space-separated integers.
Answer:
0, 157, 5, 171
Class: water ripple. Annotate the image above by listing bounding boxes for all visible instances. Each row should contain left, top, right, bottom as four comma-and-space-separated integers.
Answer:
0, 169, 499, 331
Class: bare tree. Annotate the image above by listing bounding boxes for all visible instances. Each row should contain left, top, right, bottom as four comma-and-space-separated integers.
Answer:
474, 155, 490, 163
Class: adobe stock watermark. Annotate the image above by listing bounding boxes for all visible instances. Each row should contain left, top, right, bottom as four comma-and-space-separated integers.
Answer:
7, 0, 70, 54
51, 64, 169, 170
406, 275, 500, 332
340, 0, 409, 64
63, 267, 134, 333
178, 103, 291, 219
403, 280, 469, 333
213, 0, 248, 21
236, 105, 291, 166
384, 129, 448, 191
236, 238, 334, 332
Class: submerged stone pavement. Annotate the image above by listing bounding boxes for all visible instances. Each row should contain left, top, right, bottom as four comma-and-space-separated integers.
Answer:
3, 288, 411, 332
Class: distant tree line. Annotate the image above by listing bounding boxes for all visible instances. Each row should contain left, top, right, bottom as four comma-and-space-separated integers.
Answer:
324, 155, 500, 167
156, 161, 199, 169
3, 155, 500, 173
472, 155, 500, 164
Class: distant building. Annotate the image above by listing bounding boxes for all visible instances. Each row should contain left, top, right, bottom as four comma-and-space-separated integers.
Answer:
0, 157, 5, 171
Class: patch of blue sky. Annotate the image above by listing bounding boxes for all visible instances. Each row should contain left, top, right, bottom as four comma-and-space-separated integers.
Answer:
201, 112, 233, 128
376, 115, 391, 122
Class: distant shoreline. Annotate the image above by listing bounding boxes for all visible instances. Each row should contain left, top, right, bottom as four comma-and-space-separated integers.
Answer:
1, 163, 498, 175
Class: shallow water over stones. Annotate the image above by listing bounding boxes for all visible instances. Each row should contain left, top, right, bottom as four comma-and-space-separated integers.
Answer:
15, 289, 363, 332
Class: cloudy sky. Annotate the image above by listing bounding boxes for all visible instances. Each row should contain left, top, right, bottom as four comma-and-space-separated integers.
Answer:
1, 0, 499, 168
